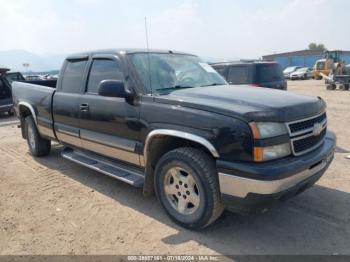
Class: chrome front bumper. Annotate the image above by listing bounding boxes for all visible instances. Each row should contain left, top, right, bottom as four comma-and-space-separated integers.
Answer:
219, 152, 333, 198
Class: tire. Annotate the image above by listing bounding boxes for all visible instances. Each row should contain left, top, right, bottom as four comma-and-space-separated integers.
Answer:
154, 147, 224, 229
344, 84, 349, 91
25, 116, 51, 157
327, 84, 336, 90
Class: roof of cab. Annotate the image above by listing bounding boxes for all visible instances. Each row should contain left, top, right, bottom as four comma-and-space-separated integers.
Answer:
66, 49, 196, 60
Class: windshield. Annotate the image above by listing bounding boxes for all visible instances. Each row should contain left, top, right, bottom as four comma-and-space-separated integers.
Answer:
129, 53, 227, 93
283, 67, 297, 73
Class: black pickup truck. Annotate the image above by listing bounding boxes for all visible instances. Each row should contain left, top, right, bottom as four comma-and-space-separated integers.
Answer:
12, 49, 336, 229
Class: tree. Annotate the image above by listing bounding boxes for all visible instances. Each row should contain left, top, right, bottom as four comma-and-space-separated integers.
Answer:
308, 43, 327, 51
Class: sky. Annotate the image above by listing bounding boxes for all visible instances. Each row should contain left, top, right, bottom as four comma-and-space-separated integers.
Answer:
0, 0, 350, 60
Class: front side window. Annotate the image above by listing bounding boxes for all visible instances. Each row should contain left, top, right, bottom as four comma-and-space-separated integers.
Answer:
129, 53, 226, 93
61, 60, 87, 93
87, 59, 123, 94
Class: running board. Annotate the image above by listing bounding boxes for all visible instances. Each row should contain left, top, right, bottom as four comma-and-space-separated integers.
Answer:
61, 147, 144, 187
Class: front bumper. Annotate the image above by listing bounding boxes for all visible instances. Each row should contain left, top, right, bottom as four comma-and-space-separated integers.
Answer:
217, 131, 336, 213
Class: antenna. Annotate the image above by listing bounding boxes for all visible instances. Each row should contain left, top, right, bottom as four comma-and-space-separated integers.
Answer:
144, 17, 152, 95
144, 17, 150, 51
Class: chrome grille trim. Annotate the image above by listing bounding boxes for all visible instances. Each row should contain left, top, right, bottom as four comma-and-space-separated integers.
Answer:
290, 126, 327, 156
285, 111, 326, 137
289, 118, 327, 137
286, 112, 327, 156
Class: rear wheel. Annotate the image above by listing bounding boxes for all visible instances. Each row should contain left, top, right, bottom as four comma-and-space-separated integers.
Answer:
154, 147, 223, 229
25, 116, 51, 157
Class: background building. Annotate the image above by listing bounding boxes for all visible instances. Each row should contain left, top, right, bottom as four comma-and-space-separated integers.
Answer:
263, 50, 350, 69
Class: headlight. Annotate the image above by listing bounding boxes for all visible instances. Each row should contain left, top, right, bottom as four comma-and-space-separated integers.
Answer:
253, 143, 291, 162
249, 122, 291, 161
249, 122, 288, 139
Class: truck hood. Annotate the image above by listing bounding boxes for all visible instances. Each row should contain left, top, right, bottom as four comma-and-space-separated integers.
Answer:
154, 85, 325, 122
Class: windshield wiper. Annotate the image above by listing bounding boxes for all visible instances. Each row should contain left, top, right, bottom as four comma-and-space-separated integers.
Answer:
200, 83, 223, 87
155, 85, 194, 91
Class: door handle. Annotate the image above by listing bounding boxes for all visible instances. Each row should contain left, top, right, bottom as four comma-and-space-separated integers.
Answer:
80, 103, 89, 112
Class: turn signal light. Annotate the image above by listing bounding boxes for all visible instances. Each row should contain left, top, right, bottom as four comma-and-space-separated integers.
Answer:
249, 122, 260, 139
253, 147, 264, 162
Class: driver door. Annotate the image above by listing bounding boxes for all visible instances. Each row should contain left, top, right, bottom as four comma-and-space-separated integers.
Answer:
79, 55, 141, 166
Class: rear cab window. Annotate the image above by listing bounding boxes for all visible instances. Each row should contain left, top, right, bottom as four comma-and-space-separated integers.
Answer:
61, 60, 88, 93
255, 63, 284, 83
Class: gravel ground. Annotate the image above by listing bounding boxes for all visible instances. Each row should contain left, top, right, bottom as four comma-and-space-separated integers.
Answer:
0, 80, 349, 255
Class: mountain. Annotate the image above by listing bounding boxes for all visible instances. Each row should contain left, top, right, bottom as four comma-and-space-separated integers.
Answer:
0, 50, 65, 72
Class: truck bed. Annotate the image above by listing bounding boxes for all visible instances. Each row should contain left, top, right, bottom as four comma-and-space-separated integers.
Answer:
12, 81, 57, 140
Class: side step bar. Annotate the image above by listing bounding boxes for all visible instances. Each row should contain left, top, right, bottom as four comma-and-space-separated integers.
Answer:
61, 147, 144, 187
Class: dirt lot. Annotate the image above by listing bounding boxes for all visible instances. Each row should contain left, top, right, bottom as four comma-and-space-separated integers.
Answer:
0, 80, 349, 255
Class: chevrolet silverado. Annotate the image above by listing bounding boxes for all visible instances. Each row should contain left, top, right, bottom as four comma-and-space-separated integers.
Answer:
12, 49, 336, 229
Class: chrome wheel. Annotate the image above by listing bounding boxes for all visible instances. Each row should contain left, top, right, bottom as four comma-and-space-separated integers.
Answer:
28, 124, 35, 150
164, 167, 200, 215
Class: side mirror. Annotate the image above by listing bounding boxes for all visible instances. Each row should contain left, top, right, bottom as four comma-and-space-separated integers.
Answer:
98, 80, 133, 100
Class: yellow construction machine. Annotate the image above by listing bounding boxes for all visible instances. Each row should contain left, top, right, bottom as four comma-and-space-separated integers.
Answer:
313, 50, 346, 80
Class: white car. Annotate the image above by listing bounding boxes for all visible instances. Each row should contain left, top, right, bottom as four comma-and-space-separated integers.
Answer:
283, 66, 301, 79
290, 67, 313, 80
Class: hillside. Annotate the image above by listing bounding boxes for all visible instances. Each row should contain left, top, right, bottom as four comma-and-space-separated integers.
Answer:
0, 50, 64, 72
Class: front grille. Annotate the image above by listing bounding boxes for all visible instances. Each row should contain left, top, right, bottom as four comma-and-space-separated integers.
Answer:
287, 112, 327, 156
292, 129, 326, 154
289, 113, 327, 134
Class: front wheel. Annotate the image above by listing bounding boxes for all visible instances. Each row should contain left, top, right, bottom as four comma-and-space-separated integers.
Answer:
154, 147, 224, 229
25, 116, 51, 157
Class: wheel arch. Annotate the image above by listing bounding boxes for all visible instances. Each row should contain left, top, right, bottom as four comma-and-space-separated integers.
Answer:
18, 102, 37, 138
142, 129, 219, 196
